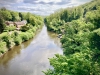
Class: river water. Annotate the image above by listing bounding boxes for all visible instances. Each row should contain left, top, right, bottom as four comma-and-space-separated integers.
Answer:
0, 25, 63, 75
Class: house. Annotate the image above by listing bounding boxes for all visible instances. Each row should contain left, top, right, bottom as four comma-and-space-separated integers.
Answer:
14, 20, 27, 28
5, 20, 27, 30
21, 20, 27, 25
5, 21, 14, 26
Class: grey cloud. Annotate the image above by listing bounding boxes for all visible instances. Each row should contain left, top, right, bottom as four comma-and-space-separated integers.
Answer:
0, 0, 24, 10
0, 0, 24, 6
18, 5, 50, 12
38, 1, 71, 5
56, 0, 71, 5
17, 7, 53, 16
24, 0, 37, 3
18, 7, 38, 11
0, 1, 12, 9
0, 0, 18, 4
76, 0, 92, 2
0, 0, 92, 16
38, 1, 54, 5
24, 0, 71, 5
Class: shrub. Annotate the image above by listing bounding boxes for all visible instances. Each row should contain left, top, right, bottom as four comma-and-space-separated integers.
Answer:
0, 32, 15, 48
14, 36, 22, 45
31, 26, 37, 32
1, 35, 11, 48
0, 32, 7, 39
4, 26, 16, 31
20, 25, 29, 32
27, 32, 34, 39
0, 42, 7, 54
11, 31, 18, 38
19, 33, 29, 42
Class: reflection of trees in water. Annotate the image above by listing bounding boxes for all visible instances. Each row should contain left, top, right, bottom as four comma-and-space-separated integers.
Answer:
0, 25, 62, 69
22, 38, 33, 49
47, 31, 61, 47
0, 45, 21, 66
0, 25, 63, 75
0, 38, 33, 66
0, 26, 42, 67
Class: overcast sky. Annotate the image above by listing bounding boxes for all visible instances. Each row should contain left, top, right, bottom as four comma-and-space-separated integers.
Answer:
0, 0, 92, 16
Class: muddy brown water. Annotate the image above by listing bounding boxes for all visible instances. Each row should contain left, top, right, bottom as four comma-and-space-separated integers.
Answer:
0, 25, 63, 75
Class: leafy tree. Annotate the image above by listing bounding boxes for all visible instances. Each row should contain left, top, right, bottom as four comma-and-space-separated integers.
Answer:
44, 0, 100, 75
20, 25, 30, 32
19, 12, 27, 21
0, 10, 12, 21
0, 15, 6, 33
11, 11, 21, 21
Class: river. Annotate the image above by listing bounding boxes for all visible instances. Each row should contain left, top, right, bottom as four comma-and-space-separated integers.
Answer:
0, 25, 63, 75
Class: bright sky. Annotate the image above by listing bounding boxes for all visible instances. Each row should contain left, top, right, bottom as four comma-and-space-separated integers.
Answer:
0, 0, 92, 16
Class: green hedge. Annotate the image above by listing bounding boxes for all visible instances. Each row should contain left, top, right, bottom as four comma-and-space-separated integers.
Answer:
4, 26, 16, 32
14, 36, 22, 45
0, 32, 7, 40
0, 24, 42, 55
19, 33, 29, 42
0, 42, 7, 54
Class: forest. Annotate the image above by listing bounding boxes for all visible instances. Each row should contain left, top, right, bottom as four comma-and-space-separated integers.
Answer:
0, 7, 43, 56
44, 0, 100, 75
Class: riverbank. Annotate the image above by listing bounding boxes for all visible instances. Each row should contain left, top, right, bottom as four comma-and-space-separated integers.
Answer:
0, 8, 44, 58
0, 25, 62, 75
0, 25, 43, 58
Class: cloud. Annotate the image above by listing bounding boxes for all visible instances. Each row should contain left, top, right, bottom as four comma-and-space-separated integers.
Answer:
0, 0, 92, 16
24, 0, 71, 5
24, 0, 61, 4
0, 0, 23, 4
17, 4, 55, 15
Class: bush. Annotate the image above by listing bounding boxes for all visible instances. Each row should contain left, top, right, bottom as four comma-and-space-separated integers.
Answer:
1, 35, 11, 48
11, 31, 18, 38
14, 36, 22, 45
0, 42, 7, 54
27, 32, 34, 39
0, 32, 7, 39
4, 26, 16, 31
19, 33, 29, 42
0, 32, 15, 49
31, 26, 37, 32
20, 25, 29, 32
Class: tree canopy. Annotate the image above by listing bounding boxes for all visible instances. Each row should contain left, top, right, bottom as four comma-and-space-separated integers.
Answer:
44, 0, 100, 75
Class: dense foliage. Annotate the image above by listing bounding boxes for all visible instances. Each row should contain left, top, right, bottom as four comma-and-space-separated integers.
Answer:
0, 8, 43, 56
44, 0, 100, 75
0, 8, 43, 33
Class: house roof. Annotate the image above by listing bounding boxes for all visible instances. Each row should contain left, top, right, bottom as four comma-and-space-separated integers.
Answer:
14, 22, 24, 25
22, 20, 27, 24
5, 20, 27, 26
5, 21, 14, 25
14, 20, 27, 26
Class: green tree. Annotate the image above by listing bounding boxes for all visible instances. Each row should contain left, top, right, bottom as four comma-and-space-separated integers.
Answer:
11, 11, 21, 21
0, 15, 6, 33
0, 10, 12, 21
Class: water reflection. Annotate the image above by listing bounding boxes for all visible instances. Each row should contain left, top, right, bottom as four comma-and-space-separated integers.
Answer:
0, 25, 62, 75
0, 38, 33, 65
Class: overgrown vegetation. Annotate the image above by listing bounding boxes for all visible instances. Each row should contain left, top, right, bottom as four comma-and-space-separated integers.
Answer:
0, 8, 43, 56
44, 0, 100, 74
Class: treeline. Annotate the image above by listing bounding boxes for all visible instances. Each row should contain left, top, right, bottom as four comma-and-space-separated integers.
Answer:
0, 7, 43, 56
44, 0, 100, 75
45, 0, 100, 33
0, 7, 43, 33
